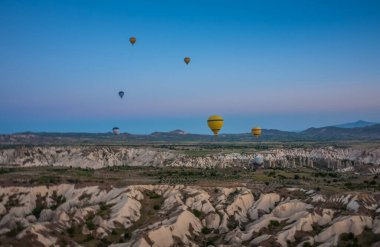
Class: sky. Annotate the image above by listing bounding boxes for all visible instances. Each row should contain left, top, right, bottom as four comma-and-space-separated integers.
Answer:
0, 0, 380, 134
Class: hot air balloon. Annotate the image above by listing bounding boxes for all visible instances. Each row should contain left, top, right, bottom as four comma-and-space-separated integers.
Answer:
129, 37, 136, 45
253, 155, 264, 166
207, 116, 224, 136
184, 57, 191, 65
252, 127, 261, 138
249, 154, 264, 169
118, 91, 124, 99
112, 127, 120, 135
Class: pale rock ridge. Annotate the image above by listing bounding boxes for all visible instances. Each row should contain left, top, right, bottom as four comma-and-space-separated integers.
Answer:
0, 184, 379, 246
1, 146, 380, 170
314, 215, 373, 246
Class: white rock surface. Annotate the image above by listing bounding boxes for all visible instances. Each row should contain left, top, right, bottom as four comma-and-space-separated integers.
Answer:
0, 184, 378, 247
1, 146, 379, 170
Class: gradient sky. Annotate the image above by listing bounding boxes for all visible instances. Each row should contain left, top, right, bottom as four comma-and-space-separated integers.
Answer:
1, 0, 380, 134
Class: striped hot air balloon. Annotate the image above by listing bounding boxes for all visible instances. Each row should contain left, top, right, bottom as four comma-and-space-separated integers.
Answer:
252, 127, 262, 138
207, 116, 224, 136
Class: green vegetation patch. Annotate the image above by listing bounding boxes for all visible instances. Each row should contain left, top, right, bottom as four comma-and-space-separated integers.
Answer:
144, 190, 161, 199
201, 227, 213, 235
192, 209, 202, 219
5, 194, 21, 210
338, 228, 380, 247
97, 202, 114, 219
268, 220, 280, 229
50, 191, 66, 210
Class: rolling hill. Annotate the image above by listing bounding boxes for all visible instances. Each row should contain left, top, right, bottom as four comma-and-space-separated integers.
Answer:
1, 122, 380, 144
332, 120, 378, 128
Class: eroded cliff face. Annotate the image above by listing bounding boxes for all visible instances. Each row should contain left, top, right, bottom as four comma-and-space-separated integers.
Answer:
0, 184, 380, 247
0, 146, 379, 172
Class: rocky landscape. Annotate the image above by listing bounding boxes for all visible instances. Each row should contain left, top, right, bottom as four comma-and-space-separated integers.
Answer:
1, 184, 380, 247
1, 145, 380, 246
0, 146, 380, 172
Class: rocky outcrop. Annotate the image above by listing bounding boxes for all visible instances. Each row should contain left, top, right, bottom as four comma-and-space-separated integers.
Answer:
1, 184, 380, 246
314, 215, 372, 246
1, 146, 379, 171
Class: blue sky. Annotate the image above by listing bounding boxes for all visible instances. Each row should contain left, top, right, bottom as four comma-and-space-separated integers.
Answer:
1, 0, 379, 134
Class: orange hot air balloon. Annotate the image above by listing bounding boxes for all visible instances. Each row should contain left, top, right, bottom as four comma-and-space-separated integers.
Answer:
184, 57, 191, 65
252, 127, 262, 138
129, 37, 136, 45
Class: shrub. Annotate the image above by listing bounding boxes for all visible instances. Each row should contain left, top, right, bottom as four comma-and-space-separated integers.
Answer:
6, 222, 25, 237
83, 235, 94, 242
192, 209, 202, 218
67, 226, 75, 237
32, 205, 44, 219
124, 232, 131, 240
201, 227, 212, 234
340, 232, 355, 241
268, 220, 280, 228
345, 182, 353, 188
227, 220, 238, 230
145, 191, 161, 199
86, 221, 96, 230
50, 191, 66, 210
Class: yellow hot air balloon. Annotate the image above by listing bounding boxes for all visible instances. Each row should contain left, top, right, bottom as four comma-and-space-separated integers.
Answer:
129, 37, 136, 45
207, 116, 224, 136
184, 57, 191, 65
252, 127, 262, 138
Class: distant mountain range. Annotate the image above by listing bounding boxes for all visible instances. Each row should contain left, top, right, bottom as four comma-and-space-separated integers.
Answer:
1, 121, 379, 144
331, 120, 378, 129
300, 124, 380, 140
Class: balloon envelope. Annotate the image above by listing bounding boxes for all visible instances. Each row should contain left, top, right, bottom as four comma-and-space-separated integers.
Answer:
252, 127, 262, 138
184, 57, 191, 65
118, 91, 124, 99
253, 155, 264, 165
112, 127, 120, 135
207, 116, 224, 136
129, 37, 136, 45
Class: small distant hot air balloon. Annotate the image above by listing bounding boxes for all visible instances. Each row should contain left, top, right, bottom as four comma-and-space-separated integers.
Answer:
112, 127, 120, 135
118, 91, 125, 99
184, 57, 191, 65
253, 155, 264, 166
207, 116, 224, 136
252, 127, 262, 138
249, 154, 264, 169
129, 37, 136, 45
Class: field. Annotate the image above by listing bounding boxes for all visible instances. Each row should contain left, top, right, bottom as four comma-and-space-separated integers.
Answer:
1, 163, 378, 194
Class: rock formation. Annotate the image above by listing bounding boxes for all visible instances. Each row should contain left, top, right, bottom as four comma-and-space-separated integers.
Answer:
0, 184, 379, 246
0, 146, 379, 172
